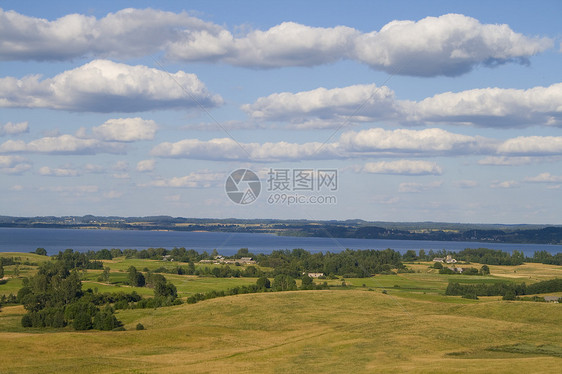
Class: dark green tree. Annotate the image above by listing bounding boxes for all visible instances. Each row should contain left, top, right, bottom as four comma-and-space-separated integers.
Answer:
480, 265, 490, 275
256, 276, 271, 289
0, 262, 4, 279
300, 275, 314, 290
272, 274, 297, 291
35, 248, 48, 256
127, 266, 145, 287
73, 312, 92, 330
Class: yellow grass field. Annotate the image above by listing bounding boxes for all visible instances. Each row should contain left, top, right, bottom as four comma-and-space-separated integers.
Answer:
1, 256, 561, 373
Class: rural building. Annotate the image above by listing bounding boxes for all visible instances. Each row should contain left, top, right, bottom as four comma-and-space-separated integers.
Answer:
544, 296, 560, 303
433, 258, 444, 263
307, 272, 325, 278
445, 255, 457, 264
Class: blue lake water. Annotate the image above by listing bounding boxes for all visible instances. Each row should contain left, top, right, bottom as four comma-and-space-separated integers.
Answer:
0, 227, 561, 256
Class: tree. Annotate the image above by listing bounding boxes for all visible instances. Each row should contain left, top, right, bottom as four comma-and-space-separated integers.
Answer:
480, 265, 490, 275
403, 250, 418, 262
300, 275, 314, 290
100, 267, 110, 282
136, 323, 145, 330
272, 274, 296, 291
73, 312, 92, 330
256, 276, 271, 289
35, 248, 48, 256
503, 290, 516, 300
433, 262, 443, 269
0, 262, 4, 279
127, 266, 145, 287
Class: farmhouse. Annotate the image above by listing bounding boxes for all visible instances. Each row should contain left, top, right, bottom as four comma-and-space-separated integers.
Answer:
445, 255, 457, 264
433, 258, 444, 263
307, 272, 325, 278
544, 296, 560, 303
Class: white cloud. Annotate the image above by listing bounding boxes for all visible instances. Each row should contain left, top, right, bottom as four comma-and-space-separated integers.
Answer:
151, 137, 339, 161
411, 83, 562, 127
362, 160, 442, 175
0, 8, 218, 61
112, 173, 130, 179
398, 181, 442, 193
39, 166, 80, 177
136, 159, 155, 172
497, 136, 562, 155
0, 122, 29, 136
0, 134, 124, 154
92, 118, 157, 142
478, 156, 535, 166
244, 82, 562, 128
168, 22, 358, 67
490, 180, 519, 189
151, 127, 494, 161
0, 155, 32, 174
524, 172, 562, 183
243, 84, 399, 123
0, 59, 222, 112
339, 128, 489, 155
145, 171, 225, 188
1, 10, 550, 76
169, 14, 551, 76
352, 14, 551, 76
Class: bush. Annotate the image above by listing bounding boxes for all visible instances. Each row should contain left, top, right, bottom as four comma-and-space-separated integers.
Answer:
136, 323, 145, 330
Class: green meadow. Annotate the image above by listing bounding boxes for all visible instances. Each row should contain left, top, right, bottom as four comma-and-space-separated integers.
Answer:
1, 253, 561, 373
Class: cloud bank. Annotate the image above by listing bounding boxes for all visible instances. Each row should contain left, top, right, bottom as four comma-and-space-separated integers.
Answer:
0, 9, 551, 77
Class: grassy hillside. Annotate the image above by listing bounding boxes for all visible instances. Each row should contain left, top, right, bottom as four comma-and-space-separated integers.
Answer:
1, 255, 561, 373
0, 290, 561, 373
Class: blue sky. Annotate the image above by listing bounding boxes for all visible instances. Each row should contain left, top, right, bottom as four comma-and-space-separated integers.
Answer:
0, 0, 561, 223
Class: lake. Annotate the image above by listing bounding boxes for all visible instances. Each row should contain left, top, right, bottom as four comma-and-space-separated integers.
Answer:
1, 227, 561, 256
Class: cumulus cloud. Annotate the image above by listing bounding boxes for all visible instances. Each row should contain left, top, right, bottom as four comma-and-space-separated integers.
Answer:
167, 22, 358, 67
0, 134, 124, 154
0, 59, 222, 112
243, 84, 399, 123
362, 160, 442, 175
0, 155, 32, 174
1, 10, 550, 77
169, 14, 551, 76
524, 172, 562, 183
0, 122, 29, 136
136, 159, 155, 172
339, 128, 490, 155
411, 83, 562, 127
244, 82, 562, 128
92, 118, 157, 142
151, 127, 492, 161
497, 135, 562, 155
38, 166, 80, 177
0, 8, 218, 60
351, 14, 551, 76
144, 171, 225, 188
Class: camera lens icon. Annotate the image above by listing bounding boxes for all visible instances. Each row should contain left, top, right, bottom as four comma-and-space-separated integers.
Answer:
225, 169, 261, 205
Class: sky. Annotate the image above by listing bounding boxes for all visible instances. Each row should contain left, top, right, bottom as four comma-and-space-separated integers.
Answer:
0, 0, 561, 224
